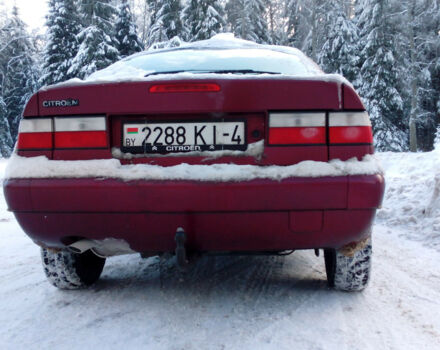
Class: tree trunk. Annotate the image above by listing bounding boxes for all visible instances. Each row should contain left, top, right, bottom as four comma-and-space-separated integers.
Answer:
140, 0, 149, 46
409, 80, 418, 152
268, 2, 275, 42
311, 0, 318, 60
408, 1, 418, 152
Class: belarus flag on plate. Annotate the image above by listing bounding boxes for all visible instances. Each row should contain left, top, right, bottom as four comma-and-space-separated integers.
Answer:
127, 127, 138, 134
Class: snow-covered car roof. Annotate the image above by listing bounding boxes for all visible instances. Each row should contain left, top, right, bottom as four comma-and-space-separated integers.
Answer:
88, 33, 322, 80
45, 33, 351, 89
125, 33, 322, 72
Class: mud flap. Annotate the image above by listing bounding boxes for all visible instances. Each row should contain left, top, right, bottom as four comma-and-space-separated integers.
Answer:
338, 237, 370, 257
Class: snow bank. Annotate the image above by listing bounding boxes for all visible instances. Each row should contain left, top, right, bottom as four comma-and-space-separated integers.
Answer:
377, 147, 440, 250
0, 158, 7, 186
5, 155, 382, 182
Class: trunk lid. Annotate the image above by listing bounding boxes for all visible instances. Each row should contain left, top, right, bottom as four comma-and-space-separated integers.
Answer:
35, 78, 341, 165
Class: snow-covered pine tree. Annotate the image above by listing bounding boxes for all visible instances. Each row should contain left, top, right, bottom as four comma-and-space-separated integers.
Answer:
40, 0, 81, 86
149, 36, 183, 50
266, 0, 285, 45
317, 2, 359, 82
182, 0, 199, 41
1, 6, 40, 141
147, 18, 169, 47
225, 0, 240, 31
284, 0, 301, 47
432, 0, 440, 116
434, 124, 440, 150
146, 0, 167, 47
284, 0, 330, 60
394, 0, 439, 151
68, 0, 120, 78
115, 0, 143, 57
183, 0, 225, 41
0, 4, 7, 25
356, 0, 408, 151
0, 96, 13, 157
135, 0, 150, 46
226, 0, 270, 44
152, 0, 186, 44
418, 0, 440, 150
234, 1, 254, 42
147, 0, 162, 27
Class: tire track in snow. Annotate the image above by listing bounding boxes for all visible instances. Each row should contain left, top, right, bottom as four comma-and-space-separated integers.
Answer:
370, 228, 440, 345
1, 171, 440, 350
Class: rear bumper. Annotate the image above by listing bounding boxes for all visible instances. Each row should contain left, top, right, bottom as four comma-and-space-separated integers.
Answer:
4, 175, 384, 252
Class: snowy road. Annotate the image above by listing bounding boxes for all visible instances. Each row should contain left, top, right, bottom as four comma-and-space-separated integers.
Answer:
1, 153, 439, 350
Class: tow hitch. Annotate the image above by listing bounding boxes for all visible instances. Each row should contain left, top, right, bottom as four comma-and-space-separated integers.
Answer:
175, 227, 189, 272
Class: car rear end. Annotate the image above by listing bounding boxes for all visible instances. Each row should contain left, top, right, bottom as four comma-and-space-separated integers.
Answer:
5, 77, 384, 251
3, 42, 384, 290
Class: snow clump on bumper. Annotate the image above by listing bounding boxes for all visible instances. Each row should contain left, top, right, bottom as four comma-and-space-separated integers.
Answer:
5, 154, 383, 182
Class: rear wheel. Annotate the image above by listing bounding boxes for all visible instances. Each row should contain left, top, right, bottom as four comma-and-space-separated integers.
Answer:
41, 248, 106, 289
324, 236, 372, 292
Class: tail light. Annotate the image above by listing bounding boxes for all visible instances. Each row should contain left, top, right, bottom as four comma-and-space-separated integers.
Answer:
268, 112, 326, 145
54, 116, 107, 148
329, 112, 373, 144
17, 118, 53, 150
17, 116, 108, 154
268, 111, 372, 146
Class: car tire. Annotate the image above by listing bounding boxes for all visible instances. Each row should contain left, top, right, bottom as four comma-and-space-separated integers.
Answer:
324, 236, 372, 292
41, 247, 106, 289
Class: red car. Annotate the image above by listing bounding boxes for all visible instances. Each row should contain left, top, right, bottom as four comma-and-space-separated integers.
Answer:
4, 36, 384, 291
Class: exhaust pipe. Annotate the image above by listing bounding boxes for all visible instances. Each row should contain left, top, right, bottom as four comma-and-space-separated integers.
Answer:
68, 238, 135, 257
68, 240, 95, 254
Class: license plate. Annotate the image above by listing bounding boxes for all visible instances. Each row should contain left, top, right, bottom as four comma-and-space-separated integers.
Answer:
122, 121, 246, 153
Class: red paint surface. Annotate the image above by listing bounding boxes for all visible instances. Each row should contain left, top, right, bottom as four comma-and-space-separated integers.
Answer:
289, 211, 323, 233
348, 175, 385, 209
13, 209, 375, 251
6, 177, 349, 212
329, 145, 375, 161
38, 79, 341, 116
343, 84, 365, 110
16, 150, 53, 159
4, 174, 384, 251
22, 93, 39, 117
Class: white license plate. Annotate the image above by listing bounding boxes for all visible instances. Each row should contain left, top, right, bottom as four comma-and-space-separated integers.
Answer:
122, 121, 246, 153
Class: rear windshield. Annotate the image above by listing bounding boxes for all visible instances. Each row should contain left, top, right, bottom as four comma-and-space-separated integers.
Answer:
123, 48, 319, 76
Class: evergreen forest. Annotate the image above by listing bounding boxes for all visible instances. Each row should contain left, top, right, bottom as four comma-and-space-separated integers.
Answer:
0, 0, 439, 156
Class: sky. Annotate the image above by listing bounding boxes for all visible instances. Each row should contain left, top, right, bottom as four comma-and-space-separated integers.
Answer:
1, 0, 49, 32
